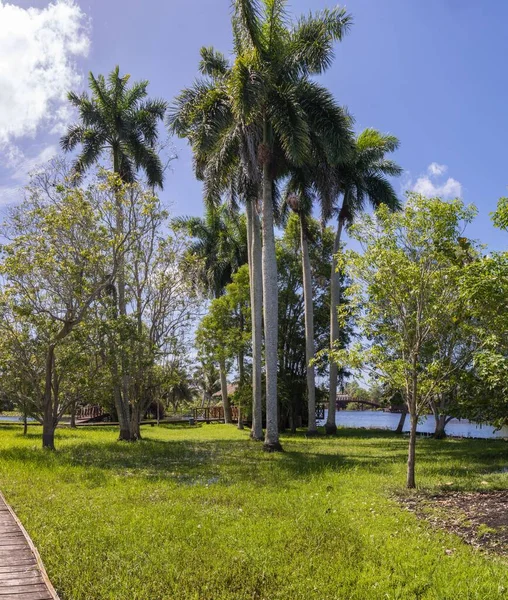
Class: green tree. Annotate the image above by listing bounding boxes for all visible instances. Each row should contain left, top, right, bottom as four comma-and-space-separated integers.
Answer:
61, 67, 167, 441
334, 194, 481, 487
173, 206, 247, 423
195, 265, 251, 426
223, 0, 353, 451
168, 47, 266, 441
0, 172, 127, 449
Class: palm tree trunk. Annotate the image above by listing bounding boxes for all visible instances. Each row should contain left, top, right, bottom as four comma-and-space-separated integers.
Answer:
246, 201, 264, 440
300, 217, 317, 436
261, 139, 282, 452
219, 356, 233, 424
238, 350, 245, 431
113, 149, 135, 441
326, 216, 344, 435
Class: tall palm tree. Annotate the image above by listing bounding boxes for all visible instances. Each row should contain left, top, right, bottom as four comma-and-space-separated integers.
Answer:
173, 205, 248, 423
323, 128, 402, 434
171, 2, 352, 450
61, 66, 167, 186
169, 48, 266, 441
61, 66, 167, 441
228, 0, 353, 451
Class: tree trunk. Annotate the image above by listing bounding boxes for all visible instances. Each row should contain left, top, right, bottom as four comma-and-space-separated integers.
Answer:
113, 148, 135, 442
237, 351, 245, 431
23, 411, 28, 436
261, 138, 282, 452
407, 411, 417, 488
395, 409, 407, 434
246, 201, 264, 441
433, 413, 447, 439
70, 401, 77, 428
300, 218, 318, 437
326, 217, 344, 435
42, 345, 56, 450
111, 354, 132, 441
130, 403, 142, 440
219, 356, 233, 424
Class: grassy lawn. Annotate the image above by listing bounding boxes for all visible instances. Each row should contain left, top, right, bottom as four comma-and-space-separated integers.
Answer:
0, 424, 507, 599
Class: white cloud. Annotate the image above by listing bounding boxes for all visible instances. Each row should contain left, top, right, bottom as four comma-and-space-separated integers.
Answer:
409, 163, 462, 200
427, 162, 447, 177
0, 0, 90, 146
0, 144, 58, 206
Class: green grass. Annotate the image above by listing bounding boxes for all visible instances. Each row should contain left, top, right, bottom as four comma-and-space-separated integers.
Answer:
0, 424, 507, 600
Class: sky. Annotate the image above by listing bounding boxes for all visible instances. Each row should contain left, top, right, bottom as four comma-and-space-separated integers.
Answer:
0, 0, 507, 250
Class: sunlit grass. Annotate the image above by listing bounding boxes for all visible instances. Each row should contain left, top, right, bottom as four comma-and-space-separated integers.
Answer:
0, 424, 507, 599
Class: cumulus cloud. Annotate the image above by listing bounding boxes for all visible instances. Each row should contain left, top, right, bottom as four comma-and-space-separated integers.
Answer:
0, 0, 90, 145
410, 163, 462, 199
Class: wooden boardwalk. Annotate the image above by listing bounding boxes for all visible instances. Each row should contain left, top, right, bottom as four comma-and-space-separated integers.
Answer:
0, 492, 59, 600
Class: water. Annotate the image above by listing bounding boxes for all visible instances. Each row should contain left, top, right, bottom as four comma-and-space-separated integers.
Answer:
318, 410, 508, 439
0, 415, 35, 423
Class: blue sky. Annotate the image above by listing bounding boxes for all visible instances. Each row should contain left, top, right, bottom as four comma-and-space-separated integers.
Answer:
1, 0, 507, 250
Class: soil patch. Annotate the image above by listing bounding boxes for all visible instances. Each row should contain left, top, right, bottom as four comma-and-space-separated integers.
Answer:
400, 490, 508, 555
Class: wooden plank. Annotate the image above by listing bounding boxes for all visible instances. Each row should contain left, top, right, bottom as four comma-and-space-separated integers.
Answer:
0, 592, 52, 600
0, 493, 59, 600
0, 583, 51, 595
0, 576, 44, 586
0, 568, 38, 576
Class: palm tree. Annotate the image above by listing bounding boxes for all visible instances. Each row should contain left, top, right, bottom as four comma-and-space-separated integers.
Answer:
61, 66, 167, 186
169, 48, 266, 441
61, 66, 167, 441
228, 0, 353, 451
171, 2, 352, 450
323, 128, 402, 434
173, 205, 248, 423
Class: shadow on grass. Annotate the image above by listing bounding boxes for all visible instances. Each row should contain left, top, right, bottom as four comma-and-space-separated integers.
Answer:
1, 424, 506, 488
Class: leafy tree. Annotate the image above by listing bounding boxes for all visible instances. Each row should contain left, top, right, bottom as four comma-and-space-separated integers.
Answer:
333, 194, 482, 487
0, 171, 128, 449
231, 0, 353, 451
173, 206, 247, 423
168, 48, 266, 441
61, 67, 167, 441
61, 66, 167, 186
195, 265, 251, 426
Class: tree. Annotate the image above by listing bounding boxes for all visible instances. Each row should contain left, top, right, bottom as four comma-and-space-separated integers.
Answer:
0, 171, 130, 449
168, 47, 266, 441
333, 194, 481, 488
61, 66, 167, 441
228, 0, 353, 451
125, 211, 201, 439
323, 129, 402, 434
195, 265, 251, 426
283, 182, 322, 435
277, 214, 340, 431
172, 2, 353, 450
173, 206, 247, 423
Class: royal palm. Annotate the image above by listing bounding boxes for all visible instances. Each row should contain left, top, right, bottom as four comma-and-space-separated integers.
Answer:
61, 66, 167, 440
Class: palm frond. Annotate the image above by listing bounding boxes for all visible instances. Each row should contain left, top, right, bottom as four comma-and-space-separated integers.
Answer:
199, 46, 230, 78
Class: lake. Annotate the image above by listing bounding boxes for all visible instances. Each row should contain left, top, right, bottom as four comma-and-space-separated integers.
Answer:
318, 410, 508, 439
0, 415, 35, 423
